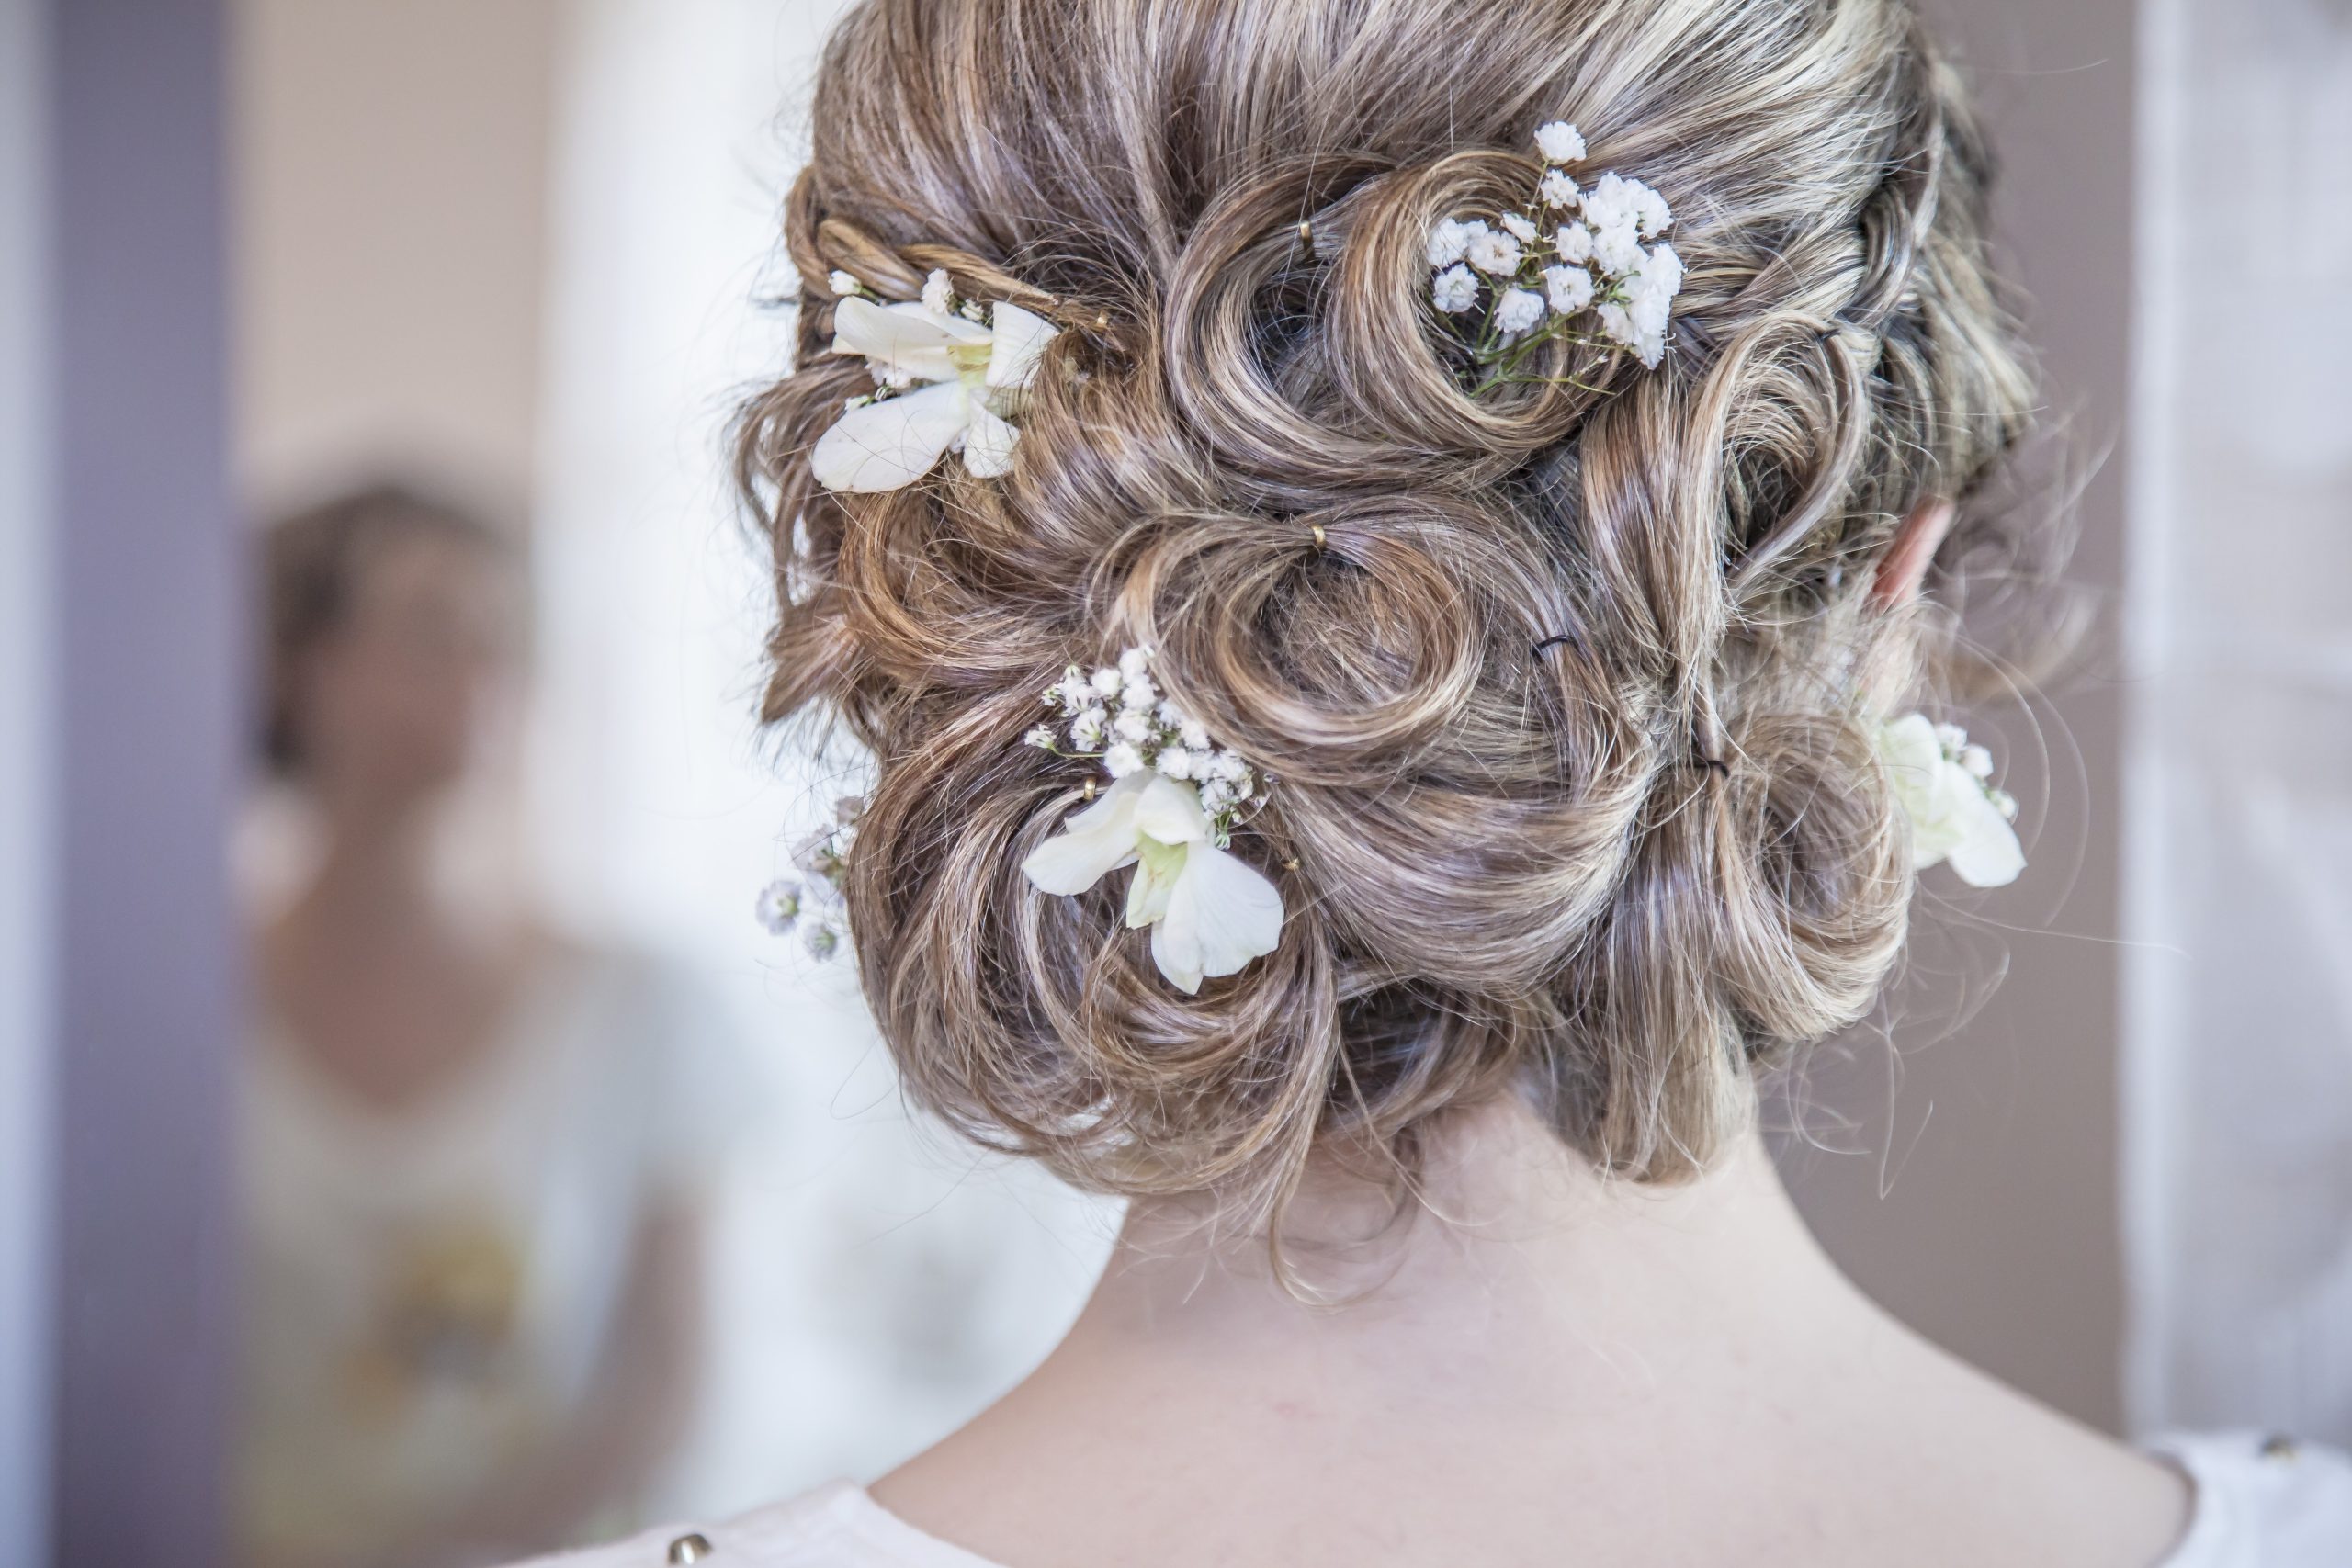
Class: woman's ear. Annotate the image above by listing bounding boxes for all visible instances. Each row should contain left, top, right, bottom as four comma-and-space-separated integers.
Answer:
1873, 498, 1957, 608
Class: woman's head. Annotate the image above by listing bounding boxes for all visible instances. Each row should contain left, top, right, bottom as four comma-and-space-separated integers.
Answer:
262, 482, 521, 813
738, 0, 2041, 1226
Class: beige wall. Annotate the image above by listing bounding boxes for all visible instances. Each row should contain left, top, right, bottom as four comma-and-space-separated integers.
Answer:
1782, 0, 2139, 1433
232, 0, 563, 509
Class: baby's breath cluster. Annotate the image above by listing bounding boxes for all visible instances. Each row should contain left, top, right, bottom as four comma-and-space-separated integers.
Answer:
756, 795, 864, 959
1025, 647, 1267, 843
1427, 120, 1685, 378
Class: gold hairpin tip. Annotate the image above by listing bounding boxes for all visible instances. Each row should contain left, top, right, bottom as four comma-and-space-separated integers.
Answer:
1282, 857, 1302, 872
1309, 523, 1327, 548
1094, 311, 1110, 329
1296, 220, 1313, 240
1080, 779, 1098, 802
667, 1533, 716, 1564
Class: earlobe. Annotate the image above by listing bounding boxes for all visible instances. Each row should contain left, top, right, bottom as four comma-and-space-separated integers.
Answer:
1873, 498, 1958, 608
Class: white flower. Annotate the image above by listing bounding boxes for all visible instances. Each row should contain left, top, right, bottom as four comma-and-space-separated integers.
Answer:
1090, 665, 1124, 697
1464, 227, 1524, 276
1877, 714, 2025, 888
1494, 287, 1547, 335
1156, 747, 1196, 780
1431, 264, 1481, 314
1069, 707, 1107, 750
1113, 708, 1153, 744
1103, 741, 1145, 778
1601, 242, 1684, 367
1539, 169, 1581, 209
1499, 211, 1540, 243
1118, 674, 1159, 711
1543, 265, 1595, 314
1583, 173, 1671, 241
921, 267, 956, 316
1053, 673, 1096, 710
811, 292, 1060, 492
1535, 120, 1588, 165
1023, 726, 1055, 749
755, 880, 802, 935
1179, 718, 1211, 750
1426, 217, 1486, 267
1555, 222, 1595, 265
1118, 647, 1154, 682
1020, 773, 1284, 994
828, 269, 864, 298
803, 924, 841, 961
1630, 179, 1673, 239
1592, 218, 1645, 278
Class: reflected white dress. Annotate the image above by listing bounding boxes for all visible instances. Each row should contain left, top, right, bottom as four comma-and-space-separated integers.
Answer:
235, 944, 751, 1568
522, 1430, 2352, 1567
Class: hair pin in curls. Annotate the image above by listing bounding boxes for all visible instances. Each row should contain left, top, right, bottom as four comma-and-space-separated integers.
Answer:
1427, 120, 1685, 386
809, 266, 1060, 494
1016, 647, 1284, 996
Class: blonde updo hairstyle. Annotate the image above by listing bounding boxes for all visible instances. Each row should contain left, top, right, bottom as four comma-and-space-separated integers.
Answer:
737, 0, 2040, 1235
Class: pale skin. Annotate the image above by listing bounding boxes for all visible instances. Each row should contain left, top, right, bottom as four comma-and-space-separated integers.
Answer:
256, 527, 698, 1565
870, 501, 2196, 1568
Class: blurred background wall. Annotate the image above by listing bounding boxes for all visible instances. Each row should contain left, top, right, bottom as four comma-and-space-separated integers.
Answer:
1, 0, 53, 1561
2124, 0, 2352, 1442
234, 0, 560, 511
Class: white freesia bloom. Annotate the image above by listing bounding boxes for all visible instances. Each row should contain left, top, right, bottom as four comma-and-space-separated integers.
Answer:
1877, 713, 2025, 888
1535, 120, 1588, 164
811, 288, 1059, 492
1020, 773, 1285, 994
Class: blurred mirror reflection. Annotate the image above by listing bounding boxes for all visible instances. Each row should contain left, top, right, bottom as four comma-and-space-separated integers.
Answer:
228, 4, 1114, 1564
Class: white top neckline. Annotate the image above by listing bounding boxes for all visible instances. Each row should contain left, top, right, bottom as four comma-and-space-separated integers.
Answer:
524, 1430, 2352, 1567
